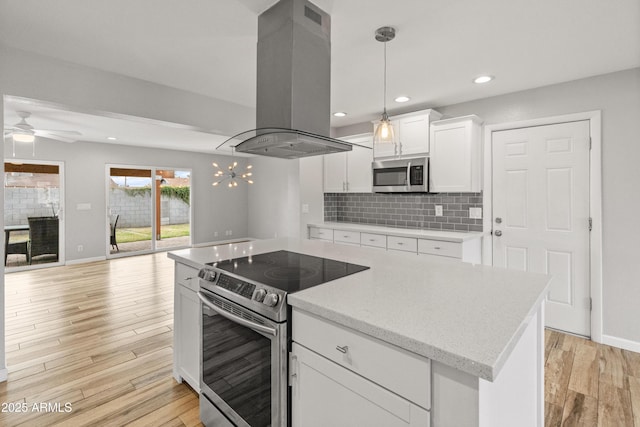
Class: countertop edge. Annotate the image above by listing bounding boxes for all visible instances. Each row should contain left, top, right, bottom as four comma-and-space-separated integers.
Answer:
308, 222, 487, 242
167, 252, 204, 270
288, 294, 496, 380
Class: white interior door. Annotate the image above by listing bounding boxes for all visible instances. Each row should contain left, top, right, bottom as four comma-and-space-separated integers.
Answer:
492, 121, 591, 337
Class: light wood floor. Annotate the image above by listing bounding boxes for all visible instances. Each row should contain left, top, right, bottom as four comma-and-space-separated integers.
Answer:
1, 253, 202, 426
1, 253, 639, 426
545, 330, 640, 426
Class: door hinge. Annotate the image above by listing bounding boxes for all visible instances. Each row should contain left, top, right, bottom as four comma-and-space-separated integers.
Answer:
588, 217, 593, 231
288, 352, 297, 386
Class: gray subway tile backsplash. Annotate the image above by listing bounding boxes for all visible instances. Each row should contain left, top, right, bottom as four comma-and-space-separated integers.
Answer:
324, 192, 483, 232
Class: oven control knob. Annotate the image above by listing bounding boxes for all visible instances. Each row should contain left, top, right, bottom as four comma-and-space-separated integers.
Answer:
263, 293, 279, 307
253, 288, 267, 302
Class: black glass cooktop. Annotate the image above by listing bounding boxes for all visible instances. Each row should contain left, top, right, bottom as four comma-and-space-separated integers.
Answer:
210, 250, 369, 293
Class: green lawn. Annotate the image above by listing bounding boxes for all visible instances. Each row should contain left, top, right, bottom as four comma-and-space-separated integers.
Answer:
116, 223, 190, 243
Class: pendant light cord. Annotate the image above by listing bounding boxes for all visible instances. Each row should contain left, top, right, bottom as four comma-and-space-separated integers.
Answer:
383, 40, 387, 115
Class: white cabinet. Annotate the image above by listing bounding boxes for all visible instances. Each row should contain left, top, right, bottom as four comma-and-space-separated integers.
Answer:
429, 115, 483, 192
308, 225, 482, 263
309, 227, 333, 241
333, 230, 361, 246
291, 309, 430, 427
386, 235, 418, 253
173, 262, 200, 391
323, 134, 373, 193
373, 109, 442, 160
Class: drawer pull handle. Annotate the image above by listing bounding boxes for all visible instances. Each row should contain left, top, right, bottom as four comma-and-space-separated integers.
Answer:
369, 239, 375, 242
336, 345, 349, 354
184, 277, 193, 281
343, 235, 349, 238
434, 247, 441, 250
397, 242, 404, 245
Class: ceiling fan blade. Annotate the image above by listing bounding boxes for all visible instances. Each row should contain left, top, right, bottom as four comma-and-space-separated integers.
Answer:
35, 129, 82, 135
34, 131, 78, 143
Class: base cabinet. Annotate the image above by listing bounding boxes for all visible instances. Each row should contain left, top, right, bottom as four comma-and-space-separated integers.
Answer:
291, 343, 430, 427
173, 262, 200, 392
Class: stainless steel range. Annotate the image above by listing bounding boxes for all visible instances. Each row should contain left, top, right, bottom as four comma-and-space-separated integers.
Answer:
197, 250, 369, 427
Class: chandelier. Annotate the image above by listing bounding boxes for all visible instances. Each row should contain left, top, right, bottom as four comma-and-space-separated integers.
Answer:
212, 148, 253, 188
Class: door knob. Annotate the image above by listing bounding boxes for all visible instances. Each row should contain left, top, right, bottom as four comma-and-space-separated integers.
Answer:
494, 230, 503, 237
495, 217, 502, 224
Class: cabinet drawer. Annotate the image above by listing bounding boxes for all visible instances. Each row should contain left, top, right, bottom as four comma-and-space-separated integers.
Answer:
387, 236, 418, 253
175, 262, 199, 291
418, 239, 462, 259
293, 309, 431, 410
361, 232, 387, 248
334, 230, 361, 245
309, 227, 334, 241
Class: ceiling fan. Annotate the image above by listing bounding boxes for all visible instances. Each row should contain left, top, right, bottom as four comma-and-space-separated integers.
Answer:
4, 111, 82, 152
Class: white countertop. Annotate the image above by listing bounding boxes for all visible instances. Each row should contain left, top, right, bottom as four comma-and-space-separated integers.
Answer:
309, 221, 485, 242
168, 238, 549, 381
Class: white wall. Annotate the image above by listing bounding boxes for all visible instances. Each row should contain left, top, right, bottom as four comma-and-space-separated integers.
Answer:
3, 139, 249, 261
247, 155, 325, 240
0, 45, 255, 377
247, 157, 301, 239
336, 68, 640, 346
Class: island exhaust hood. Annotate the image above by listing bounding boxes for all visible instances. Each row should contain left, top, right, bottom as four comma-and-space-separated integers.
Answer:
221, 0, 360, 159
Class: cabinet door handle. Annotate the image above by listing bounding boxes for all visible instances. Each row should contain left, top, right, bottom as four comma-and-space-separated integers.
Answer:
184, 277, 193, 281
336, 345, 349, 354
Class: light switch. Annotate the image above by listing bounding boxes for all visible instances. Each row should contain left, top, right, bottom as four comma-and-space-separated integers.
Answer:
301, 204, 309, 214
435, 205, 443, 217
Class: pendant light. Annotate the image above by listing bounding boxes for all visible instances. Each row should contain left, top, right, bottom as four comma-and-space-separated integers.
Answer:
373, 26, 396, 148
212, 147, 254, 188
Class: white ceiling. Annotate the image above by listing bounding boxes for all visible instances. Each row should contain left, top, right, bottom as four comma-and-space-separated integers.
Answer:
1, 0, 639, 153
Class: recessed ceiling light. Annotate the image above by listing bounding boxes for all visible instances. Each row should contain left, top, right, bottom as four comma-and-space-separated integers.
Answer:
394, 96, 410, 103
473, 75, 494, 84
333, 112, 347, 117
107, 136, 117, 140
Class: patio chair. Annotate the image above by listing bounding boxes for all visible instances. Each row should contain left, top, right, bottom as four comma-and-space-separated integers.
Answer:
27, 216, 59, 265
5, 239, 29, 266
110, 214, 119, 252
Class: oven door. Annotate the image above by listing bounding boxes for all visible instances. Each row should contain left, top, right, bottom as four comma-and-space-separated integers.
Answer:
198, 289, 287, 427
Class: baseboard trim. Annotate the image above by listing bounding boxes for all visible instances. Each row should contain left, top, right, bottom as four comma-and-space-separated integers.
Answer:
602, 334, 640, 353
0, 367, 8, 382
65, 256, 107, 266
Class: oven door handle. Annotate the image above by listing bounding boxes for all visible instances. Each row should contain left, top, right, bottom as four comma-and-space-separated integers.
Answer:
197, 292, 278, 337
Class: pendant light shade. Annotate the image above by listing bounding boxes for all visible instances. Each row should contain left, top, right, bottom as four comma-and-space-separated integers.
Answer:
373, 26, 396, 147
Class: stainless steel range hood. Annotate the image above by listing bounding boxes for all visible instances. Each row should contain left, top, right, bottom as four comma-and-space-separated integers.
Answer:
222, 0, 359, 159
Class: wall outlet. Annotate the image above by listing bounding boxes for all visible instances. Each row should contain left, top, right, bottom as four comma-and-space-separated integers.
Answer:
225, 230, 233, 236
301, 203, 309, 214
469, 207, 483, 219
77, 245, 83, 252
435, 205, 443, 217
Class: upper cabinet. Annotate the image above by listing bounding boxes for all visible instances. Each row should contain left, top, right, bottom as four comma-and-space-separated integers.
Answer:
372, 109, 442, 160
429, 115, 483, 193
324, 134, 373, 193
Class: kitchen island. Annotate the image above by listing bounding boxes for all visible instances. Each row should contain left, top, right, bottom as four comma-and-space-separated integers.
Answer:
169, 237, 549, 427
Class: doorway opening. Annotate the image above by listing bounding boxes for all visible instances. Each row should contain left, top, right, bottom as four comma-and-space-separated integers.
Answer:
107, 165, 191, 257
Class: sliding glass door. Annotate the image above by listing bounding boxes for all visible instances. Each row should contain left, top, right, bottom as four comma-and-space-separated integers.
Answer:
4, 160, 65, 269
107, 165, 191, 257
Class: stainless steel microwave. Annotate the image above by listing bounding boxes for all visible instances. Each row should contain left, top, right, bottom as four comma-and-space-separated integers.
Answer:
372, 157, 429, 193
